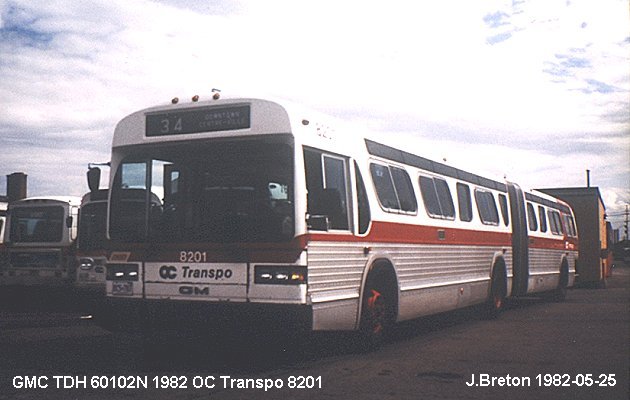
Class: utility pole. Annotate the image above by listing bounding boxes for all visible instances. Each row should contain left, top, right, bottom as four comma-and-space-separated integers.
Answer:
625, 204, 629, 241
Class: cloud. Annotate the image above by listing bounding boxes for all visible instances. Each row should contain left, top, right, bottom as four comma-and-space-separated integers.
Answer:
483, 11, 512, 29
487, 31, 513, 44
582, 79, 618, 94
0, 0, 628, 227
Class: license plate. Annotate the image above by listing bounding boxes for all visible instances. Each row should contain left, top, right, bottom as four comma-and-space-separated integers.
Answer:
112, 281, 133, 296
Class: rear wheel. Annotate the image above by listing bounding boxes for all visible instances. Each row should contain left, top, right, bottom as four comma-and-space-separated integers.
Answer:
550, 262, 569, 302
483, 265, 506, 320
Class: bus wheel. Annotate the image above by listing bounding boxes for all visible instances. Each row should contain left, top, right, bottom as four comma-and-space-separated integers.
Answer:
483, 266, 506, 320
358, 272, 396, 350
550, 263, 569, 302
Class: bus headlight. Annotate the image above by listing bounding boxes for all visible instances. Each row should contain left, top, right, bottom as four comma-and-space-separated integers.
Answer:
79, 258, 94, 270
255, 266, 307, 285
106, 263, 140, 281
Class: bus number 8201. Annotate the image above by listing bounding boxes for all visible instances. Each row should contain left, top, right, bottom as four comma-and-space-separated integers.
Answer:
180, 251, 208, 263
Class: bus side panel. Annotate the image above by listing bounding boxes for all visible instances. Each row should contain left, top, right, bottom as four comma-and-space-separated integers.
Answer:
307, 239, 512, 331
527, 246, 563, 293
396, 244, 510, 320
307, 241, 363, 331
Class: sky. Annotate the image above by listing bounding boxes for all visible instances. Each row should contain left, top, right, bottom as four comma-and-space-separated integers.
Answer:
0, 0, 628, 230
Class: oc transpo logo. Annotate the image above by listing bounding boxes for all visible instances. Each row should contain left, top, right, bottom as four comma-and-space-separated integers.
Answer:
159, 265, 177, 279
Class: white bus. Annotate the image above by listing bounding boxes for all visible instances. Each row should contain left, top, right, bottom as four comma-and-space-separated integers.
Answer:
98, 96, 578, 346
1, 196, 80, 287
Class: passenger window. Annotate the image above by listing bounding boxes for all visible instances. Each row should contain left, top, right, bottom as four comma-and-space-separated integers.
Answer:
548, 210, 564, 236
390, 167, 417, 212
527, 203, 538, 231
304, 148, 350, 231
370, 163, 416, 213
457, 183, 473, 222
419, 176, 455, 219
556, 212, 565, 235
548, 210, 558, 234
435, 179, 455, 218
370, 164, 398, 210
475, 190, 499, 225
419, 176, 441, 217
565, 215, 577, 237
498, 194, 509, 226
538, 206, 548, 232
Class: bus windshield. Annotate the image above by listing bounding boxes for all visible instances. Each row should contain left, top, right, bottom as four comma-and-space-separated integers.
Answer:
10, 206, 64, 243
109, 137, 294, 243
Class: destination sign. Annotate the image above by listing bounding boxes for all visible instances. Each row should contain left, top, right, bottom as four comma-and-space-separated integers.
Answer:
145, 105, 250, 136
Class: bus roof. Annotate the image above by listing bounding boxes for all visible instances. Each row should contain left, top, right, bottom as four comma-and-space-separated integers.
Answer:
10, 196, 82, 208
81, 190, 109, 205
112, 97, 359, 151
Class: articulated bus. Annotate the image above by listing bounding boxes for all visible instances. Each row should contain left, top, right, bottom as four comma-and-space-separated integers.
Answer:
97, 96, 578, 346
1, 196, 80, 288
75, 189, 109, 295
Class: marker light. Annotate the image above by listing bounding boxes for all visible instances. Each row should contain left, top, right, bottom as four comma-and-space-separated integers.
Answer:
255, 266, 307, 285
192, 95, 199, 102
171, 97, 179, 104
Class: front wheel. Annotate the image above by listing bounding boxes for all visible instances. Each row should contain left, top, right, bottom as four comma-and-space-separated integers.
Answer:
358, 276, 396, 350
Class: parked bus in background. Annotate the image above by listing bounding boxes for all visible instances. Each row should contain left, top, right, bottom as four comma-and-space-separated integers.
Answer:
0, 199, 7, 271
0, 199, 6, 242
1, 196, 80, 289
96, 95, 578, 347
75, 189, 109, 295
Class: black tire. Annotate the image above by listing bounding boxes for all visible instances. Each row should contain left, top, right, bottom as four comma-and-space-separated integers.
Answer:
483, 265, 506, 320
357, 271, 397, 351
550, 263, 569, 302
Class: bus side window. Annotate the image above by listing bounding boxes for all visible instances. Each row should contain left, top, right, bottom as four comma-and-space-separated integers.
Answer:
419, 176, 454, 219
498, 194, 509, 226
457, 183, 473, 222
475, 189, 499, 225
538, 205, 548, 232
527, 202, 538, 231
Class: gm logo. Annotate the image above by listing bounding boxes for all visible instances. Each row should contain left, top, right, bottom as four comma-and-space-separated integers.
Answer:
159, 265, 177, 279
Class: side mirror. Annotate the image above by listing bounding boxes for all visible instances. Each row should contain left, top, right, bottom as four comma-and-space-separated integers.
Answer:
66, 216, 73, 229
87, 167, 101, 193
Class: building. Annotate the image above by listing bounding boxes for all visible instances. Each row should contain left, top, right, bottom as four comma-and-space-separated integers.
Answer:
538, 187, 610, 287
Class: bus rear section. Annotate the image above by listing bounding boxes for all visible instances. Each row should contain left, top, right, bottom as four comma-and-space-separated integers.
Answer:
521, 191, 578, 298
1, 197, 80, 288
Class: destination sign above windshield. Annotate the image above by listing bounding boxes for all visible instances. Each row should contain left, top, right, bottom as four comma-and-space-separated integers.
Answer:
145, 105, 250, 136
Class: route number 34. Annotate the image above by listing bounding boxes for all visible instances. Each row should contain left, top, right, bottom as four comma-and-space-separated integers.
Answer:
161, 117, 183, 134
